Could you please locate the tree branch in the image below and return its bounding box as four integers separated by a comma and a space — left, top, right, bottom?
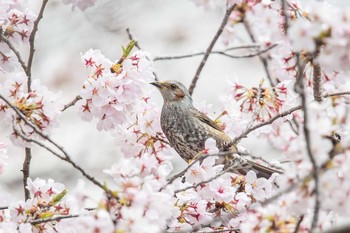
29, 214, 79, 225
174, 163, 238, 194
188, 4, 236, 96
228, 105, 302, 147
226, 90, 350, 148
311, 47, 322, 102
153, 44, 277, 61
294, 53, 319, 231
126, 28, 159, 81
13, 127, 110, 195
0, 28, 27, 73
27, 0, 49, 92
61, 95, 82, 112
0, 94, 113, 196
22, 148, 32, 200
243, 20, 276, 86
293, 215, 304, 233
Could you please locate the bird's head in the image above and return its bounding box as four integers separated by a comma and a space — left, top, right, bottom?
151, 80, 193, 105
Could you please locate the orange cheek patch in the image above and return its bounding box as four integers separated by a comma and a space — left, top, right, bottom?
175, 89, 185, 98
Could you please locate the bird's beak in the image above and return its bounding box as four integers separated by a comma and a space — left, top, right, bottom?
150, 81, 163, 89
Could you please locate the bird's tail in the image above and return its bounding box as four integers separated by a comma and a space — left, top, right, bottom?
221, 150, 283, 179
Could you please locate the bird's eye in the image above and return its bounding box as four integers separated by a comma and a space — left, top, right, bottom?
170, 84, 177, 89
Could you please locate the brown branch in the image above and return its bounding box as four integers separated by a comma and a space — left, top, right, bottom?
0, 94, 113, 196
324, 91, 350, 97
188, 4, 236, 96
126, 28, 141, 50
311, 46, 322, 102
167, 228, 240, 233
261, 154, 337, 207
22, 148, 32, 200
126, 28, 159, 81
165, 151, 234, 188
313, 62, 322, 102
0, 28, 27, 73
294, 53, 319, 231
153, 44, 277, 61
61, 95, 82, 112
27, 0, 49, 92
174, 163, 238, 194
227, 90, 350, 148
281, 0, 289, 34
30, 214, 79, 225
13, 127, 110, 195
243, 20, 276, 87
293, 215, 304, 233
228, 105, 302, 147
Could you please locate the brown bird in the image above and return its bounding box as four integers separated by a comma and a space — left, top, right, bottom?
151, 80, 282, 179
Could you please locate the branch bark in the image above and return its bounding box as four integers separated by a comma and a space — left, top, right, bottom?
294, 53, 320, 231
188, 4, 236, 96
27, 0, 49, 92
0, 29, 27, 73
243, 20, 276, 87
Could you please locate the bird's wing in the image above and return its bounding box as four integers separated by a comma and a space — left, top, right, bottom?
190, 109, 224, 132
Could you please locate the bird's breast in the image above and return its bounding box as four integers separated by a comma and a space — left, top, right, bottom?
160, 104, 222, 161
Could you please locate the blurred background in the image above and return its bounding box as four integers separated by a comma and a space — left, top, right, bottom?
0, 0, 349, 200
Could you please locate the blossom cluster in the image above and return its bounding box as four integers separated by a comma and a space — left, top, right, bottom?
0, 1, 36, 72
79, 49, 155, 131
0, 178, 72, 233
0, 73, 62, 147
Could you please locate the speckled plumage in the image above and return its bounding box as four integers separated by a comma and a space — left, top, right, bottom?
151, 80, 281, 178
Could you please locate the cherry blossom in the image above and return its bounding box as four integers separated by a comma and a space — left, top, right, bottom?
0, 73, 63, 147
79, 48, 155, 131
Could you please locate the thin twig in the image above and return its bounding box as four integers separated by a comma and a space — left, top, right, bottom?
243, 20, 276, 87
281, 0, 289, 34
311, 47, 322, 102
61, 95, 82, 112
226, 90, 350, 148
0, 28, 27, 73
30, 214, 80, 225
324, 91, 350, 97
13, 128, 109, 194
0, 94, 112, 195
27, 0, 49, 92
165, 151, 234, 187
0, 206, 8, 210
293, 215, 304, 233
312, 63, 322, 102
228, 105, 302, 147
188, 4, 236, 96
22, 148, 32, 200
126, 28, 141, 50
153, 44, 277, 61
261, 155, 337, 207
167, 228, 240, 233
174, 163, 238, 194
294, 53, 319, 231
126, 28, 159, 81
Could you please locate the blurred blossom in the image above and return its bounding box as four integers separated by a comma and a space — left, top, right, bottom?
62, 0, 97, 11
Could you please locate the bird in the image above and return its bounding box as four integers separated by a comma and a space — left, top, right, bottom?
151, 80, 283, 179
